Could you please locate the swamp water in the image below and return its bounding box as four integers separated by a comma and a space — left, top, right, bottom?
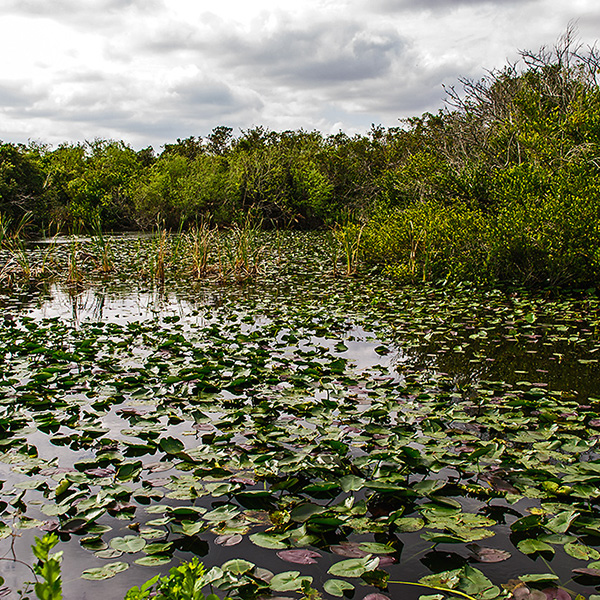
0, 232, 599, 600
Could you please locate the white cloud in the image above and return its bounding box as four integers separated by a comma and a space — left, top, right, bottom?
0, 0, 599, 148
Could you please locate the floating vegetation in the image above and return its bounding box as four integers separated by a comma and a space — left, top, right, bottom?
0, 231, 598, 599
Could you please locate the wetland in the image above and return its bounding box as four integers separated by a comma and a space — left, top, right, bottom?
0, 231, 598, 600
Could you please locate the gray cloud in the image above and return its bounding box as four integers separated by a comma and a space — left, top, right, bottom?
1, 0, 599, 148
372, 0, 536, 11
1, 0, 162, 16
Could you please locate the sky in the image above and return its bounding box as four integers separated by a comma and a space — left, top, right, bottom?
1, 0, 599, 150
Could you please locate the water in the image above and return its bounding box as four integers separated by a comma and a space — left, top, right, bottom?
0, 232, 598, 599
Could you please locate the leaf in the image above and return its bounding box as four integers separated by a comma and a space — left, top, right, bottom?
467, 544, 511, 563
159, 437, 185, 455
340, 475, 365, 492
331, 542, 369, 558
277, 549, 321, 565
511, 515, 543, 532
572, 568, 600, 578
215, 534, 242, 547
109, 535, 146, 553
392, 517, 424, 532
134, 554, 172, 566
519, 574, 560, 583
564, 542, 600, 561
249, 532, 288, 549
546, 510, 579, 534
517, 539, 555, 555
290, 503, 325, 522
116, 461, 142, 481
94, 548, 123, 560
328, 556, 380, 578
460, 565, 500, 600
204, 505, 239, 522
60, 519, 87, 534
358, 543, 395, 555
413, 479, 446, 496
323, 579, 355, 597
221, 559, 255, 574
81, 561, 129, 580
270, 571, 313, 592
541, 588, 571, 600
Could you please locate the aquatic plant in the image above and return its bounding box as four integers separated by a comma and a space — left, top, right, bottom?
187, 221, 215, 278
217, 216, 263, 281
90, 216, 114, 273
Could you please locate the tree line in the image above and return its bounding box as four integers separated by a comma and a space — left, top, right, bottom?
2, 30, 600, 287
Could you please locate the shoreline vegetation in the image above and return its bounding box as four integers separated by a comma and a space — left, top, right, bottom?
2, 31, 600, 290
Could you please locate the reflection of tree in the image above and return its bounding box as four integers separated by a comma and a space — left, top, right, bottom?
394, 325, 599, 401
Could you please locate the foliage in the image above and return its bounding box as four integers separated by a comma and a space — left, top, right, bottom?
2, 29, 600, 290
32, 534, 63, 600
125, 558, 223, 600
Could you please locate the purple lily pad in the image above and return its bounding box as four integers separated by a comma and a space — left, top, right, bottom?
84, 468, 115, 477
572, 568, 600, 578
40, 520, 59, 532
215, 534, 243, 547
467, 544, 512, 563
363, 594, 390, 600
542, 588, 571, 600
330, 542, 368, 558
277, 549, 322, 565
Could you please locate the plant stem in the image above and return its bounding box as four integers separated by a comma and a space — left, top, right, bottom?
387, 580, 479, 600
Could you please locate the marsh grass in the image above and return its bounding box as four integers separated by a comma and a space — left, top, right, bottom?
65, 235, 85, 287
328, 223, 364, 276
90, 217, 114, 274
187, 221, 215, 278
217, 217, 264, 282
0, 214, 59, 286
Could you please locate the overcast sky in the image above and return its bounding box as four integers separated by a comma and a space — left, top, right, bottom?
1, 0, 599, 149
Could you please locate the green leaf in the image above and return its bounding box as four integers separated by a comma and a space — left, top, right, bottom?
249, 532, 289, 549
270, 571, 313, 592
221, 559, 255, 574
564, 542, 600, 561
517, 539, 555, 555
109, 536, 146, 554
328, 556, 380, 578
460, 565, 501, 600
159, 437, 185, 455
116, 461, 142, 481
358, 542, 395, 554
392, 517, 424, 532
519, 574, 560, 583
323, 579, 355, 597
134, 554, 172, 566
81, 561, 129, 580
546, 510, 579, 534
340, 475, 365, 492
290, 503, 326, 522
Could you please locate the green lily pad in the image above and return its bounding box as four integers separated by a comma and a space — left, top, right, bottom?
81, 561, 129, 580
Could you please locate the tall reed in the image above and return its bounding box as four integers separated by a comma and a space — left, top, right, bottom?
187, 221, 214, 278
91, 217, 114, 273
218, 216, 263, 282
330, 223, 364, 276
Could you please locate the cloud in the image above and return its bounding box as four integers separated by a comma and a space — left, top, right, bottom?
1, 0, 599, 148
371, 0, 536, 11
